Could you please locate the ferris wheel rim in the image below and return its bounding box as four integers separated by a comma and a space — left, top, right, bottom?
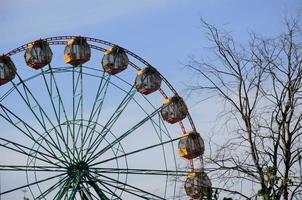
5, 35, 197, 132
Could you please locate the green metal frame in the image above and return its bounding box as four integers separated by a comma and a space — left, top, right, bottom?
0, 65, 186, 199
0, 38, 193, 199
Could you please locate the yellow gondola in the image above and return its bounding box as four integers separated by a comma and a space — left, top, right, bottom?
24, 39, 53, 69
178, 131, 204, 159
64, 37, 91, 66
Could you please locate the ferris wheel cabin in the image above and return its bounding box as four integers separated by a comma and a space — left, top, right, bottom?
64, 37, 91, 66
101, 46, 129, 75
161, 96, 188, 124
178, 131, 205, 160
135, 66, 162, 95
185, 171, 212, 199
0, 55, 16, 86
24, 39, 53, 69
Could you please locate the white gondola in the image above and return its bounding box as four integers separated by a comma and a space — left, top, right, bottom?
0, 55, 16, 86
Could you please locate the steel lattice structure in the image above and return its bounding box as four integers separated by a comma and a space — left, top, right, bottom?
0, 36, 205, 200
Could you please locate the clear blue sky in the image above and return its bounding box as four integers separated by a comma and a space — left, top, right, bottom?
0, 0, 299, 90
0, 0, 300, 199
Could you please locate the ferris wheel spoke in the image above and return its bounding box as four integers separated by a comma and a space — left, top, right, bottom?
70, 67, 84, 162
132, 84, 176, 138
0, 172, 66, 195
67, 172, 84, 200
0, 165, 65, 172
153, 113, 180, 197
78, 184, 94, 200
40, 66, 75, 162
90, 168, 188, 177
10, 77, 71, 163
33, 174, 69, 200
0, 86, 15, 102
81, 71, 111, 159
0, 105, 66, 165
94, 184, 121, 200
53, 178, 73, 200
82, 188, 105, 200
90, 136, 181, 167
49, 66, 101, 164
93, 180, 123, 200
158, 113, 177, 141
87, 106, 163, 163
100, 181, 149, 200
83, 86, 137, 162
94, 173, 165, 200
86, 175, 110, 200
0, 137, 64, 167
132, 93, 171, 137
127, 98, 173, 174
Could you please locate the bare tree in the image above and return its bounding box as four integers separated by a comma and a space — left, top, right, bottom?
186, 16, 302, 200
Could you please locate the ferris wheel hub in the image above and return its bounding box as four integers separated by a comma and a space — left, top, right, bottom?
67, 161, 89, 177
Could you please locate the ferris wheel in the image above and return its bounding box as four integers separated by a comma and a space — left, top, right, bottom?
0, 36, 211, 200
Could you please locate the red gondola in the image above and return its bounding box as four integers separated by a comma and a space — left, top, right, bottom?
0, 55, 16, 86
161, 96, 188, 124
101, 46, 129, 75
185, 171, 212, 199
135, 66, 162, 95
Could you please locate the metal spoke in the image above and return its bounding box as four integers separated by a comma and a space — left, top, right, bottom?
90, 136, 181, 167
0, 172, 66, 195
62, 119, 126, 158
87, 106, 162, 164
83, 86, 136, 162
44, 65, 76, 161
100, 181, 149, 200
67, 172, 84, 200
34, 175, 69, 200
95, 173, 165, 200
78, 66, 85, 160
0, 86, 15, 102
71, 67, 82, 162
10, 75, 70, 163
40, 65, 74, 162
53, 178, 73, 200
87, 175, 110, 200
90, 168, 187, 177
81, 71, 111, 160
157, 113, 179, 198
0, 137, 63, 167
132, 97, 171, 137
95, 180, 122, 200
0, 104, 67, 166
83, 190, 102, 200
79, 184, 94, 200
0, 165, 65, 172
